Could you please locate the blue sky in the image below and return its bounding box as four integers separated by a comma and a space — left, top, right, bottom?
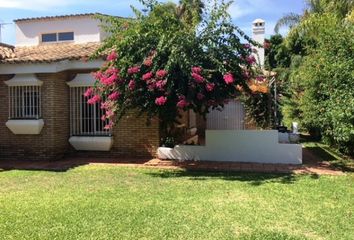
0, 0, 305, 45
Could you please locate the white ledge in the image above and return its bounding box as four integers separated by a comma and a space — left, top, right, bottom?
67, 73, 95, 87
4, 74, 43, 87
69, 136, 113, 151
6, 119, 44, 135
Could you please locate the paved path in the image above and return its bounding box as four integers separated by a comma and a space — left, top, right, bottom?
0, 149, 346, 175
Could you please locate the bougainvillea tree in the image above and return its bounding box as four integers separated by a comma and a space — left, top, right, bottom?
87, 0, 258, 140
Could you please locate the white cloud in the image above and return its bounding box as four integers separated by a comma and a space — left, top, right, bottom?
228, 2, 254, 19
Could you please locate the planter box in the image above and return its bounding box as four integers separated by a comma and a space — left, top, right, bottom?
69, 136, 113, 151
6, 119, 44, 135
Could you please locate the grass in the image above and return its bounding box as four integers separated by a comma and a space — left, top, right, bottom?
0, 166, 353, 240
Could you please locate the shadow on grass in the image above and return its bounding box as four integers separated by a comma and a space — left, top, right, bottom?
304, 145, 354, 172
0, 158, 150, 173
305, 147, 337, 162
145, 170, 301, 186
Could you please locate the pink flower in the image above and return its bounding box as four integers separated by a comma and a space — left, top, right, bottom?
243, 43, 251, 49
156, 80, 167, 91
143, 58, 153, 67
191, 66, 202, 74
155, 96, 167, 106
223, 73, 235, 85
206, 83, 215, 92
104, 121, 114, 130
246, 55, 256, 65
142, 72, 153, 81
101, 115, 107, 121
264, 41, 271, 49
106, 50, 118, 61
242, 70, 250, 79
197, 93, 205, 100
108, 91, 121, 100
192, 73, 205, 83
147, 80, 156, 91
207, 100, 216, 107
156, 70, 168, 79
128, 66, 140, 75
101, 101, 110, 110
105, 67, 119, 76
105, 110, 114, 118
84, 87, 94, 97
87, 95, 101, 105
128, 80, 136, 90
177, 96, 189, 108
100, 74, 117, 86
93, 71, 103, 80
256, 76, 266, 82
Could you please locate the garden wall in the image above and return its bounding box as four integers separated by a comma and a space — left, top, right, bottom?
158, 130, 302, 164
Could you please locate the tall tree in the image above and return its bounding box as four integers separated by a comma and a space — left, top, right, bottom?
91, 0, 257, 142
274, 0, 353, 33
177, 0, 205, 28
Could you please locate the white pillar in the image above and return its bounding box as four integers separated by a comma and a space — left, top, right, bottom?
252, 18, 265, 68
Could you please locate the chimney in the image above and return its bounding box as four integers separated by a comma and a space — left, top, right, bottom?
252, 18, 265, 68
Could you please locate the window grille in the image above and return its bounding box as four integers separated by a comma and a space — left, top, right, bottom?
8, 86, 41, 119
69, 87, 111, 136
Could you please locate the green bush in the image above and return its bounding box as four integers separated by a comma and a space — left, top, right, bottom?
291, 14, 354, 155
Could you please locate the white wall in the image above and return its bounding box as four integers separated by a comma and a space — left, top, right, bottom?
15, 17, 103, 46
207, 100, 245, 130
158, 130, 302, 164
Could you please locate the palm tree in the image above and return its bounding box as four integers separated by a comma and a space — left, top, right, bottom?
274, 0, 324, 33
274, 0, 354, 33
176, 0, 205, 27
274, 13, 302, 33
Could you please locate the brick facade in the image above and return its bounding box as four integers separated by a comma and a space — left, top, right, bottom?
0, 71, 160, 161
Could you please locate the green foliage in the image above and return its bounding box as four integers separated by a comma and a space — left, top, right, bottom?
93, 0, 255, 139
243, 92, 274, 129
273, 1, 354, 155
295, 14, 354, 154
280, 12, 354, 155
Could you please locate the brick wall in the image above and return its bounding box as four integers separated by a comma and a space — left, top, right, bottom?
0, 72, 70, 160
0, 71, 160, 161
69, 113, 160, 159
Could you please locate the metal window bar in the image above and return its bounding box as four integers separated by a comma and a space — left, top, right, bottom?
8, 86, 41, 119
69, 87, 111, 137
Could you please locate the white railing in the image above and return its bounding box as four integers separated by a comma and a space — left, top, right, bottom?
69, 87, 111, 137
8, 86, 41, 119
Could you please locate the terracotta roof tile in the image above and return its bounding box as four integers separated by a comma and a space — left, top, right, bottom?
0, 43, 16, 60
1, 42, 102, 64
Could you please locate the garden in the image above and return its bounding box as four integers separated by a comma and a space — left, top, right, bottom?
0, 165, 353, 240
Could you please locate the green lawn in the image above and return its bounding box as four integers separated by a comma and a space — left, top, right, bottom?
0, 166, 353, 240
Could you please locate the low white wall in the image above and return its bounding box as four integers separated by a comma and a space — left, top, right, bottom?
158, 130, 302, 165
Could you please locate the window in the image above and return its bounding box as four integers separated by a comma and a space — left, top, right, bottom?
58, 32, 74, 41
41, 33, 57, 42
69, 87, 111, 136
8, 86, 41, 119
41, 32, 74, 43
